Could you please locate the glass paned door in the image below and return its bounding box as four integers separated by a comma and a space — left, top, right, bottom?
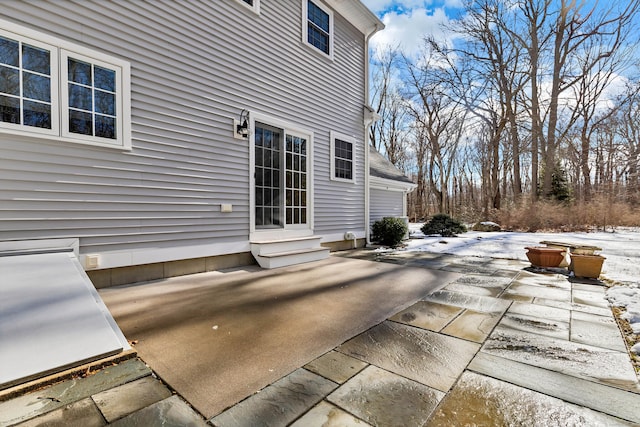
255, 124, 282, 228
285, 134, 307, 226
254, 123, 309, 230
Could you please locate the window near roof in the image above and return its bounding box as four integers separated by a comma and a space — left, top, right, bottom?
304, 0, 333, 58
330, 132, 356, 183
0, 21, 130, 149
235, 0, 260, 13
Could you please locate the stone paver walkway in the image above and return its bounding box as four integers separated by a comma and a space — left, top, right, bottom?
1, 251, 639, 426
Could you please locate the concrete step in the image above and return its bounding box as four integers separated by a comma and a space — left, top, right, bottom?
250, 236, 323, 256
253, 247, 330, 269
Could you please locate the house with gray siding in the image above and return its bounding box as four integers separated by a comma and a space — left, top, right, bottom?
0, 1, 383, 284
369, 146, 416, 228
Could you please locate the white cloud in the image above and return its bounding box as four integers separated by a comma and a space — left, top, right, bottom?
362, 0, 432, 14
370, 7, 453, 57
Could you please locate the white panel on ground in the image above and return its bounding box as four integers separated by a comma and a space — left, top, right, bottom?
0, 249, 128, 389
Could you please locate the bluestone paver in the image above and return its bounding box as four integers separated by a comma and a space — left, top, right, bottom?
327, 365, 444, 427
14, 398, 106, 427
469, 352, 640, 423
0, 359, 150, 426
507, 301, 571, 323
570, 311, 628, 351
503, 282, 571, 301
303, 350, 368, 384
533, 296, 612, 317
91, 376, 172, 422
428, 371, 635, 426
483, 324, 639, 391
499, 311, 570, 340
441, 309, 502, 343
108, 395, 207, 427
210, 368, 337, 427
338, 321, 480, 392
423, 289, 511, 313
389, 301, 463, 331
290, 401, 372, 427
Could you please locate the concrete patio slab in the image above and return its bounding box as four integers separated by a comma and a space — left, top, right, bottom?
327, 365, 444, 427
100, 256, 457, 419
428, 371, 635, 426
337, 321, 480, 392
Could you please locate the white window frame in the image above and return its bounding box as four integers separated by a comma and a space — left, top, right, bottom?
60, 50, 124, 145
0, 18, 131, 150
0, 28, 59, 138
302, 0, 334, 60
234, 0, 260, 14
330, 131, 356, 184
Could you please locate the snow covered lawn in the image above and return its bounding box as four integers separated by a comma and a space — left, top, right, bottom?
398, 224, 640, 356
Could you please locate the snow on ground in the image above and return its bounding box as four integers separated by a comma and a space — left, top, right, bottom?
399, 223, 640, 354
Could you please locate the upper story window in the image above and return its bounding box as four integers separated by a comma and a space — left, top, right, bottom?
331, 132, 356, 183
235, 0, 260, 14
0, 20, 131, 150
303, 0, 333, 59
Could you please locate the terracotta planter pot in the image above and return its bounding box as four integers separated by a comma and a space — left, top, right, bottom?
525, 247, 566, 268
570, 254, 605, 279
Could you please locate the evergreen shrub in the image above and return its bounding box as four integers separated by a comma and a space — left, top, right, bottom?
421, 213, 467, 237
371, 217, 408, 247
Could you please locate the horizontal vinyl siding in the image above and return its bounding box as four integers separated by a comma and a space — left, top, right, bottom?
0, 0, 367, 263
370, 188, 404, 225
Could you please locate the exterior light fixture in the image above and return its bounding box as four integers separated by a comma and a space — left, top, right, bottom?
236, 109, 249, 138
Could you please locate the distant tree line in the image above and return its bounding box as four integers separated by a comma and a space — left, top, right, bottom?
370, 0, 640, 225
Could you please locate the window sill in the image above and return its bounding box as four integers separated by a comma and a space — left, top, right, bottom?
1, 127, 132, 151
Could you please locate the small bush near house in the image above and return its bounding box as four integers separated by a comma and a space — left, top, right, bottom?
372, 217, 408, 247
421, 214, 467, 237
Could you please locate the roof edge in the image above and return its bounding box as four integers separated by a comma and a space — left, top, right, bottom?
324, 0, 384, 35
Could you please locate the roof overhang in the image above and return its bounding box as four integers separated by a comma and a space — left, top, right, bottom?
325, 0, 385, 36
370, 175, 417, 192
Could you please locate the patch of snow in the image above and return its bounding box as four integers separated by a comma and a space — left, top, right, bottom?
606, 283, 640, 334
480, 221, 500, 227
404, 226, 640, 285
406, 225, 640, 327
632, 343, 640, 356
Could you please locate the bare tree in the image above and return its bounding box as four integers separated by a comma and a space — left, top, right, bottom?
369, 45, 408, 165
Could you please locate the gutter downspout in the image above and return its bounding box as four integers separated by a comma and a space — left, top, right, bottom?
364, 22, 384, 246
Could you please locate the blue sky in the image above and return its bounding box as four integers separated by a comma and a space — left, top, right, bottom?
362, 0, 464, 56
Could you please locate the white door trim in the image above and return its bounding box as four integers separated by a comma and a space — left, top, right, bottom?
249, 111, 314, 241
